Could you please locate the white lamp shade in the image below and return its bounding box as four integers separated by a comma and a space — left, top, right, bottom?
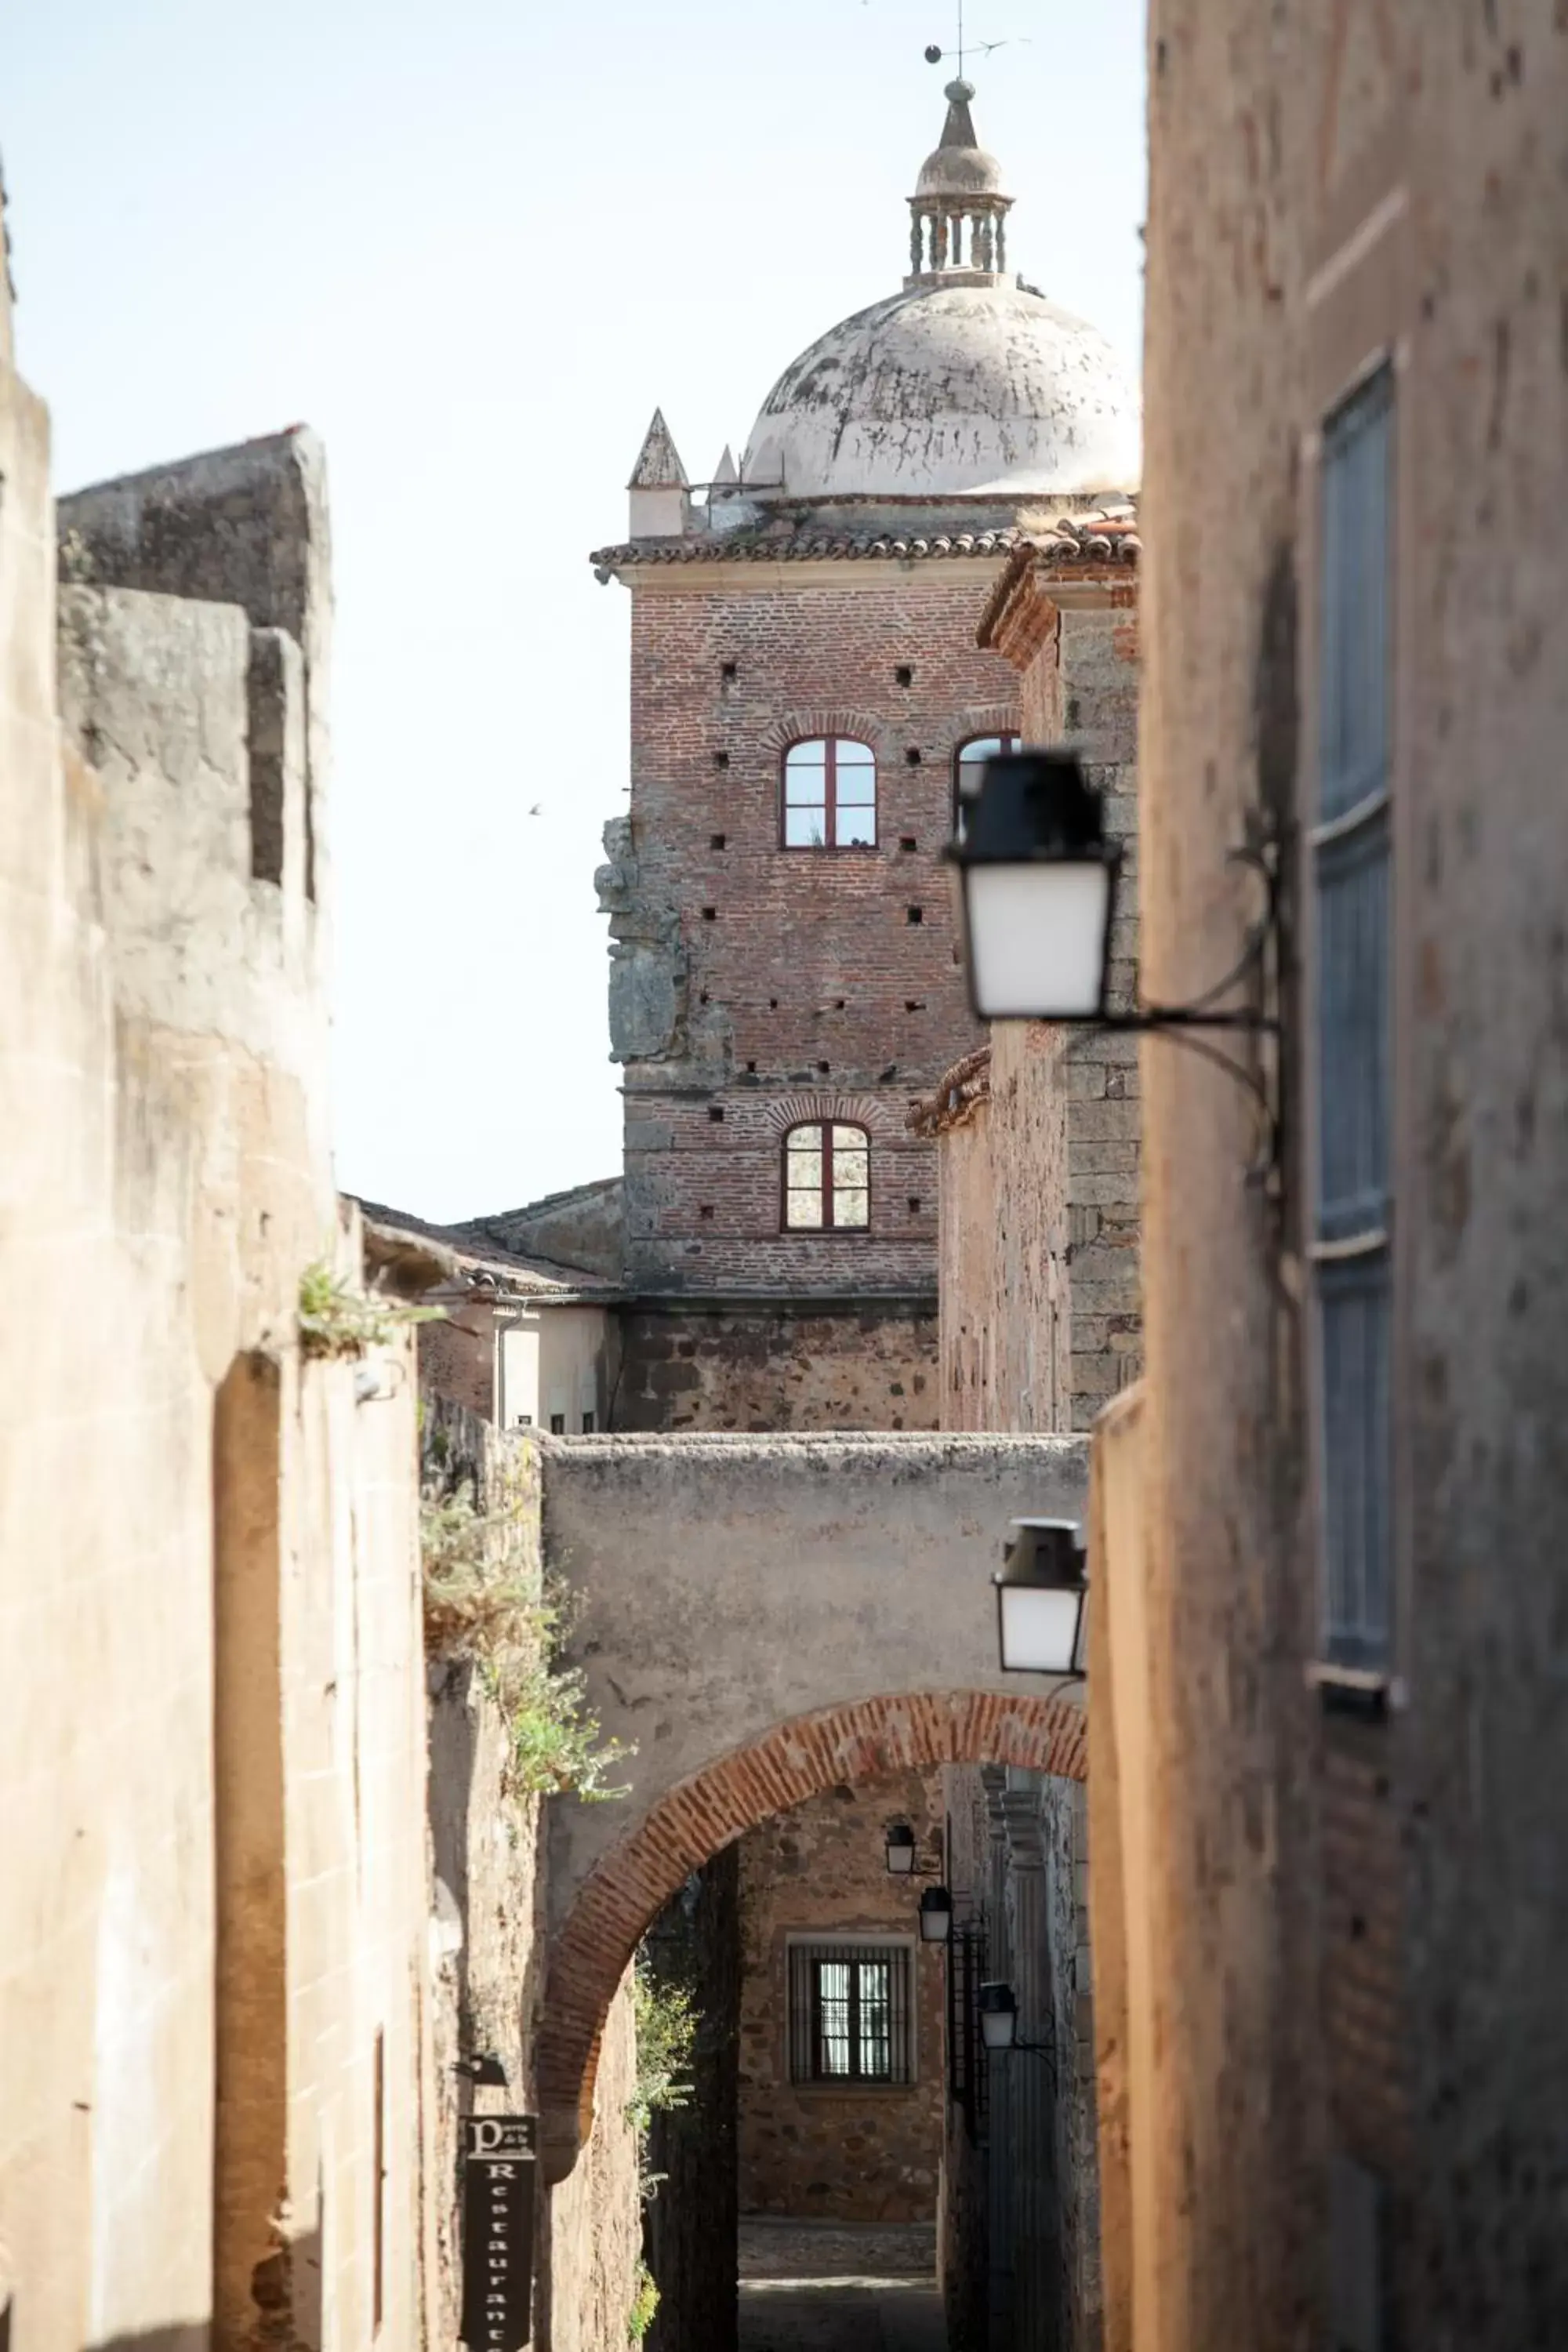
996, 1579, 1087, 1676
961, 858, 1112, 1021
885, 1826, 917, 1874
978, 1984, 1018, 2049
919, 1888, 953, 1942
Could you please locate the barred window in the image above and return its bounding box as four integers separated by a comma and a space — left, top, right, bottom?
1314, 365, 1395, 1672
782, 1121, 870, 1231
783, 738, 877, 848
788, 1941, 914, 2085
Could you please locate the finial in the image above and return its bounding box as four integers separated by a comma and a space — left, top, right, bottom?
945, 77, 975, 103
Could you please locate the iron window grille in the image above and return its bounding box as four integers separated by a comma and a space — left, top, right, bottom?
782, 738, 877, 849
787, 1941, 914, 2085
782, 1121, 870, 1231
1312, 363, 1396, 1675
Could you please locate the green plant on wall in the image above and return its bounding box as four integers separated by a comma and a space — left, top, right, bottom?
626, 2259, 659, 2343
421, 1487, 633, 1802
297, 1259, 442, 1360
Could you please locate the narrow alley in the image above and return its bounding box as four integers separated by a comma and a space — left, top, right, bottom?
739, 2223, 946, 2352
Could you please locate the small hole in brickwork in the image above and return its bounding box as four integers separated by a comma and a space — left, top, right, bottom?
709, 1105, 724, 1123
906, 906, 924, 924
721, 660, 738, 681
899, 836, 917, 852
905, 747, 922, 767
702, 906, 717, 920
908, 1196, 922, 1214
711, 832, 727, 849
713, 750, 730, 769
817, 1060, 830, 1074
1349, 1914, 1367, 1942
905, 999, 925, 1012
895, 664, 913, 688
769, 997, 779, 1009
834, 997, 847, 1011
700, 989, 710, 1004
746, 1059, 757, 1073
699, 1204, 715, 1220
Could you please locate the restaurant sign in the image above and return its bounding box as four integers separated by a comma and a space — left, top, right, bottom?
459, 2114, 536, 2350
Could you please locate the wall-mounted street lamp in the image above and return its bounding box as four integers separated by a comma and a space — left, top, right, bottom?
885, 1823, 917, 1875
945, 750, 1280, 1174
884, 1820, 943, 1877
919, 1886, 955, 1943
978, 1981, 1056, 2077
994, 1519, 1088, 1678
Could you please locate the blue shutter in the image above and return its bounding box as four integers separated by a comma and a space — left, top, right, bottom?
1316, 369, 1394, 1671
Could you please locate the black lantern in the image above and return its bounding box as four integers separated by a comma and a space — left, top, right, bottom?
884, 1823, 917, 1875
978, 1981, 1018, 2052
994, 1519, 1088, 1677
919, 1886, 954, 1943
945, 751, 1120, 1022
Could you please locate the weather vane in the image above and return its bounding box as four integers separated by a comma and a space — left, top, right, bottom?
924, 2, 1026, 78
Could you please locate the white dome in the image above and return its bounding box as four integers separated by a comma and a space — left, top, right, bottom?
742, 281, 1141, 502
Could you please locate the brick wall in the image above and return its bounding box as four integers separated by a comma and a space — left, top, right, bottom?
612, 1301, 938, 1432
606, 572, 1007, 1294
737, 1769, 945, 2223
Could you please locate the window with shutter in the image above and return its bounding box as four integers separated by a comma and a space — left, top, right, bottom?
1313, 366, 1395, 1671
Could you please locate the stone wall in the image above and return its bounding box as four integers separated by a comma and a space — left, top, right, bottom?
610, 1300, 938, 1432
0, 328, 433, 2348
420, 1399, 644, 2352
643, 1852, 742, 2352
737, 1770, 945, 2223
604, 571, 1008, 1294
1129, 7, 1568, 2346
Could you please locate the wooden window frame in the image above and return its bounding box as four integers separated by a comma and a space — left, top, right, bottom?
781, 736, 878, 851
786, 1938, 916, 2087
1305, 359, 1397, 1685
781, 1120, 872, 1234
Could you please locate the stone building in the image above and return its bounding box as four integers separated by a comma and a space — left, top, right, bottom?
402, 71, 1143, 2346
583, 74, 1138, 2347
1089, 7, 1568, 2350
909, 526, 1142, 2352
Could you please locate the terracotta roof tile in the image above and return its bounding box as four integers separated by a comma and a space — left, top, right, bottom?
590, 509, 1141, 575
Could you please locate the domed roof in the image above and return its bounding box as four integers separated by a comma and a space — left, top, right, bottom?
742, 280, 1141, 501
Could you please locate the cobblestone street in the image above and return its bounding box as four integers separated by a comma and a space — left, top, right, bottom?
738, 2221, 946, 2352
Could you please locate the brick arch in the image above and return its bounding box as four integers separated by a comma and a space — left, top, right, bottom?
934, 702, 1024, 761
763, 706, 899, 764
537, 1686, 1084, 2178
758, 1089, 898, 1140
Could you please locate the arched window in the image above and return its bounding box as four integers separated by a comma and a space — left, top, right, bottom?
783, 738, 877, 849
953, 732, 1020, 836
782, 1122, 871, 1230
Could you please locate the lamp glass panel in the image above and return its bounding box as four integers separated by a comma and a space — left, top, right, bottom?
999, 1581, 1084, 1675
964, 861, 1110, 1020
980, 2008, 1016, 2051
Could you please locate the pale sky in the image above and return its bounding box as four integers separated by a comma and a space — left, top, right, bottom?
5, 0, 1145, 1223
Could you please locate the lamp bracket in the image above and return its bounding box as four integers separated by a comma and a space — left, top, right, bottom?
1098, 837, 1283, 1191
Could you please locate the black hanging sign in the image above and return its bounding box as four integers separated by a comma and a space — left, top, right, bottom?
459, 2114, 537, 2350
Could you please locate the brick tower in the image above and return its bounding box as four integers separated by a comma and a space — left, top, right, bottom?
591, 78, 1139, 1430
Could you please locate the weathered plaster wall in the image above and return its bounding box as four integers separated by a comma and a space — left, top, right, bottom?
737, 1770, 944, 2223
540, 1430, 1090, 1939
1134, 6, 1568, 2346
0, 371, 430, 2348
611, 1301, 938, 1432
